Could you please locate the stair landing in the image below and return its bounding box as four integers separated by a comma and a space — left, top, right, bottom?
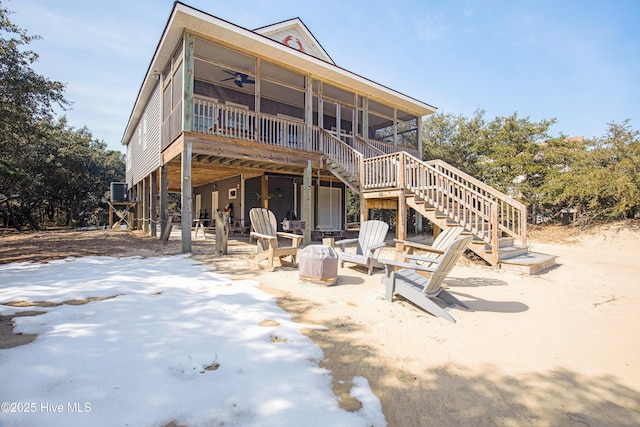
497, 252, 557, 275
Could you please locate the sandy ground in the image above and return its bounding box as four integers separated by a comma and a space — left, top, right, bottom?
1, 223, 640, 426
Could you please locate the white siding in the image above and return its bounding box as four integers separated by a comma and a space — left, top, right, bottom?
125, 81, 162, 187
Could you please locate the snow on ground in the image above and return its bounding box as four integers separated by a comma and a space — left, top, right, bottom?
0, 255, 386, 427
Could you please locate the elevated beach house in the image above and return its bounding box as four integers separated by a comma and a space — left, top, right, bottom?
123, 2, 550, 272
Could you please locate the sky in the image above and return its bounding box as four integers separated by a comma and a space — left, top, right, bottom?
8, 0, 640, 153
0, 254, 386, 427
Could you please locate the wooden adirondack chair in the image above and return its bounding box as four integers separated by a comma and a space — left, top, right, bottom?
379, 235, 474, 323
394, 226, 465, 264
249, 208, 302, 271
334, 220, 389, 275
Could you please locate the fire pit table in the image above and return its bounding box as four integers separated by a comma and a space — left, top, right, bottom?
299, 245, 338, 285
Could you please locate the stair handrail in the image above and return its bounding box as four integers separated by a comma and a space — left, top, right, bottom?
361, 136, 420, 157
425, 159, 527, 246
352, 135, 386, 158
314, 128, 363, 192
403, 153, 498, 246
362, 151, 525, 261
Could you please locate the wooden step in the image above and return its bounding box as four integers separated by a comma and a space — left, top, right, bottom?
498, 252, 557, 275
497, 245, 529, 260
471, 237, 516, 249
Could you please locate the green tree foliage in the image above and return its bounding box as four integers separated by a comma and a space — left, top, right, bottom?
540, 120, 640, 220
423, 110, 485, 177
424, 111, 556, 205
0, 3, 125, 230
423, 112, 640, 222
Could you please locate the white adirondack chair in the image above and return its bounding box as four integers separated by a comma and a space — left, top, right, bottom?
249, 208, 302, 271
334, 220, 389, 275
379, 235, 473, 323
394, 226, 465, 263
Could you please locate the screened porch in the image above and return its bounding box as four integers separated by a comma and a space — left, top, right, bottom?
161, 35, 422, 158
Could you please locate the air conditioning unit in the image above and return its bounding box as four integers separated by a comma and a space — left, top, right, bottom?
110, 182, 128, 202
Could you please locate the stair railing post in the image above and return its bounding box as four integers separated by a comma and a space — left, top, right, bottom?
520, 208, 528, 248
491, 203, 499, 266
397, 152, 405, 190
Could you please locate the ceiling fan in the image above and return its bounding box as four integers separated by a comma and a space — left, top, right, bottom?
221, 70, 255, 88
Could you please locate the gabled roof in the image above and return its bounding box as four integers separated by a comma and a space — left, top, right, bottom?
253, 18, 334, 64
122, 1, 437, 145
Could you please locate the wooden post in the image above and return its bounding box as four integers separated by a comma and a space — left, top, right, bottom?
140, 177, 149, 233
397, 192, 407, 241
302, 161, 312, 245
433, 225, 442, 240
150, 170, 158, 238
417, 115, 424, 159
397, 152, 406, 240
134, 182, 140, 230
180, 32, 194, 253
362, 98, 369, 139
393, 107, 398, 147
183, 32, 193, 133
215, 210, 229, 255
261, 174, 269, 209
159, 164, 168, 240
415, 212, 423, 236
491, 203, 500, 266
181, 142, 193, 253
162, 215, 173, 244
304, 75, 312, 152
360, 196, 367, 224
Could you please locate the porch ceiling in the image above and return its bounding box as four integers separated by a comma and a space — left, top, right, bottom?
162, 133, 326, 191
165, 153, 311, 191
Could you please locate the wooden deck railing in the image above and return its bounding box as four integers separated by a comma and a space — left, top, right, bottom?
192, 98, 414, 157
193, 98, 307, 150
403, 154, 497, 243
312, 129, 362, 188
363, 152, 527, 258
352, 136, 385, 158
190, 99, 526, 252
425, 159, 527, 246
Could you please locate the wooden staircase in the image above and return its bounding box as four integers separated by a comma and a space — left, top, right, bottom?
320, 138, 556, 274
405, 196, 555, 274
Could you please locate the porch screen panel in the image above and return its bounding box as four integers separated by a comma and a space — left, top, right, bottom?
261, 61, 304, 88
368, 112, 394, 142
193, 38, 255, 74
260, 80, 304, 120
323, 83, 354, 106
397, 110, 418, 150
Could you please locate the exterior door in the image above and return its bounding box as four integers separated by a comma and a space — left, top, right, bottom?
317, 187, 341, 230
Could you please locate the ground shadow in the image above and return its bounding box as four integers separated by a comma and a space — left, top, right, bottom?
444, 276, 509, 288
273, 291, 640, 427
